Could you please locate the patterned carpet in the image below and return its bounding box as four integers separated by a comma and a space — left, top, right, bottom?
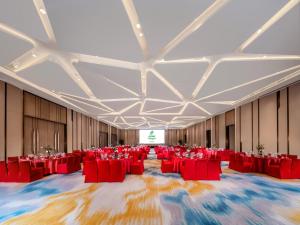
1, 160, 300, 225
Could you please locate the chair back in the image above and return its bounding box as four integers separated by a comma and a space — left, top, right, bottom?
7, 161, 19, 181
0, 161, 7, 181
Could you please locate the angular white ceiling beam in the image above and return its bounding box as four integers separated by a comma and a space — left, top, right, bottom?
176, 103, 188, 115
7, 48, 49, 72
195, 64, 300, 102
150, 69, 184, 100
60, 94, 111, 113
145, 98, 182, 104
99, 75, 139, 97
237, 0, 300, 52
155, 57, 211, 65
56, 58, 95, 97
223, 53, 300, 62
100, 98, 140, 102
190, 102, 212, 115
33, 0, 56, 43
118, 101, 141, 114
144, 104, 183, 113
74, 53, 140, 70
146, 116, 167, 123
0, 22, 37, 46
192, 60, 220, 98
155, 0, 230, 60
203, 101, 235, 105
191, 53, 300, 99
0, 66, 87, 114
122, 0, 149, 59
234, 69, 300, 105
141, 68, 147, 95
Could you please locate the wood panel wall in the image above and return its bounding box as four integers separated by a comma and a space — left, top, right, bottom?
6, 84, 23, 157
184, 83, 300, 156
289, 83, 300, 155
0, 81, 4, 160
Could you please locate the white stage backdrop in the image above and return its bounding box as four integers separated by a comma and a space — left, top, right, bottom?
139, 130, 165, 144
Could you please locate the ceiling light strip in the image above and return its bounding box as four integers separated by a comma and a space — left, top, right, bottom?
74, 54, 140, 70
234, 69, 300, 105
150, 69, 184, 100
144, 104, 184, 113
192, 60, 220, 98
33, 0, 56, 43
121, 0, 149, 58
155, 0, 230, 60
60, 95, 111, 113
155, 57, 210, 64
0, 22, 37, 46
238, 0, 300, 52
58, 59, 95, 97
190, 102, 212, 115
195, 64, 300, 102
7, 48, 49, 72
101, 76, 139, 97
0, 66, 88, 114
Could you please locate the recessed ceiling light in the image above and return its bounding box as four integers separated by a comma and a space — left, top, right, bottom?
13, 64, 19, 69
39, 8, 47, 15
136, 23, 141, 29
257, 29, 262, 33
32, 53, 37, 58
139, 33, 143, 37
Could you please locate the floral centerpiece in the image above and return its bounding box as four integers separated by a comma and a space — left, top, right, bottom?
256, 144, 264, 156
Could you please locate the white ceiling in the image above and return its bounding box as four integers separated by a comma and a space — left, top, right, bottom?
0, 0, 300, 129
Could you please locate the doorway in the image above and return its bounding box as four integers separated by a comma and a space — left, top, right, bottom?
206, 130, 211, 148
226, 125, 235, 149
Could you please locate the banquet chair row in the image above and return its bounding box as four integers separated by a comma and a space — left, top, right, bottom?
84, 159, 126, 183
181, 158, 221, 180
0, 161, 44, 182
229, 152, 300, 179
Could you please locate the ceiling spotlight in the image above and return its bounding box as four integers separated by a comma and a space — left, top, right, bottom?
257, 29, 262, 34
139, 33, 143, 37
263, 55, 267, 58
13, 64, 19, 69
39, 8, 47, 15
32, 53, 37, 58
136, 23, 141, 29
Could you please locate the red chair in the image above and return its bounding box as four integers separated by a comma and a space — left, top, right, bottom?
181, 159, 197, 180
34, 161, 48, 175
206, 159, 221, 180
7, 156, 19, 162
84, 160, 98, 183
0, 161, 7, 182
7, 161, 20, 182
290, 159, 300, 179
130, 160, 144, 175
109, 160, 126, 182
18, 161, 44, 182
161, 160, 174, 173
97, 160, 110, 182
57, 157, 74, 174
267, 158, 292, 179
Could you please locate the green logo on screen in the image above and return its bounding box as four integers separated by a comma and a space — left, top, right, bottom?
148, 130, 156, 141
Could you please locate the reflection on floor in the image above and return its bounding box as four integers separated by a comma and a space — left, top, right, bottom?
0, 160, 300, 225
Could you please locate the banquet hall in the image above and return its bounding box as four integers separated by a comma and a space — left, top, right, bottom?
0, 0, 300, 225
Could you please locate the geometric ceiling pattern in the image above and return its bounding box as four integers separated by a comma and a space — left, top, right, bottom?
0, 0, 299, 129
